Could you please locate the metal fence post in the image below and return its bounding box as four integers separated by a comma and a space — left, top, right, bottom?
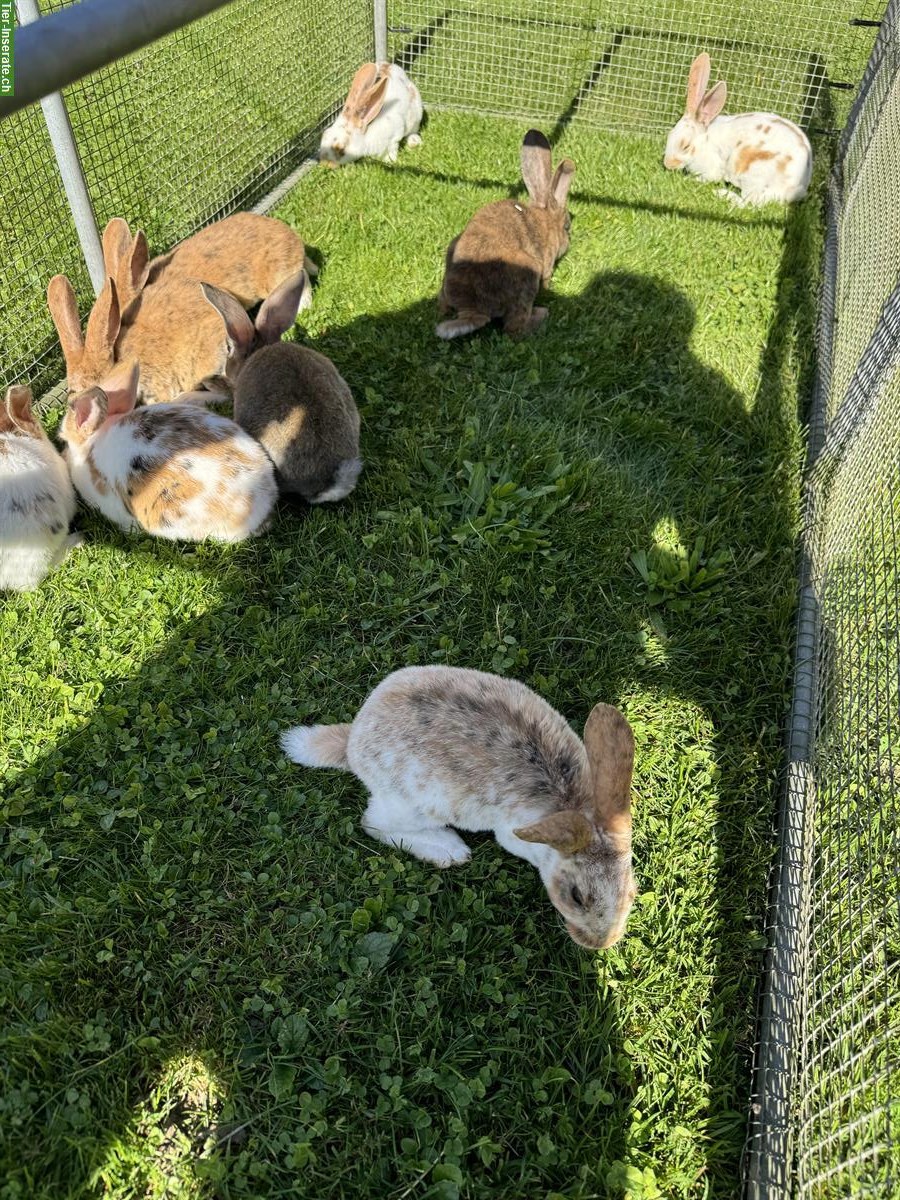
374, 0, 387, 62
16, 0, 106, 296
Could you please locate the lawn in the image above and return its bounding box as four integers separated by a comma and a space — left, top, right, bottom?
0, 107, 820, 1199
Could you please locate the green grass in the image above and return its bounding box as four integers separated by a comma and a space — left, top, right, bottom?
1, 110, 819, 1198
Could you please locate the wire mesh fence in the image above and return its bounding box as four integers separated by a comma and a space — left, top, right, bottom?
0, 0, 373, 399
747, 2, 900, 1195
387, 1, 883, 135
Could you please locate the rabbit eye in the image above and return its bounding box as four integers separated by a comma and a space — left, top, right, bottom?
570, 885, 585, 909
563, 214, 572, 232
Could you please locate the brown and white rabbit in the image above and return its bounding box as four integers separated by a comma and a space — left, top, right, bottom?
59, 360, 277, 542
230, 344, 361, 503
145, 212, 316, 312
436, 130, 575, 339
319, 62, 423, 166
47, 257, 308, 407
0, 384, 79, 591
282, 666, 637, 950
664, 52, 812, 205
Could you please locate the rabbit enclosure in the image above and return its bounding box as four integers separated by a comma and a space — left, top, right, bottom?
1, 0, 899, 1198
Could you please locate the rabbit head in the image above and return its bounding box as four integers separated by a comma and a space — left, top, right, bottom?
664, 52, 728, 172
519, 129, 576, 263
514, 703, 636, 950
319, 63, 391, 165
199, 267, 308, 385
60, 358, 140, 448
47, 272, 121, 396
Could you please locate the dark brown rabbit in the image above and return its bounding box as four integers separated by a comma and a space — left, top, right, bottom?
231, 344, 362, 504
436, 129, 575, 339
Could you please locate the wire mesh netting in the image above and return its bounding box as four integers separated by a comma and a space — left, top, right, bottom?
748, 3, 900, 1196
387, 1, 883, 135
0, 0, 373, 398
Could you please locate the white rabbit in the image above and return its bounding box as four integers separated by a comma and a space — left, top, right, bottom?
0, 384, 79, 591
319, 63, 423, 166
664, 52, 812, 205
282, 666, 637, 950
58, 360, 277, 542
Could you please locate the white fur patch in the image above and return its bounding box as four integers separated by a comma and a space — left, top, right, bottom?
309, 458, 362, 504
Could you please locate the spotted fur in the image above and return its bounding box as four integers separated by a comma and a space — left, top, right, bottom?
59, 362, 276, 542
436, 130, 575, 340
0, 385, 78, 592
319, 63, 423, 166
282, 666, 637, 950
664, 52, 812, 205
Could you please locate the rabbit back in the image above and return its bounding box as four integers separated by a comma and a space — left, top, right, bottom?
69, 405, 276, 541
345, 665, 590, 831
720, 112, 812, 202
146, 213, 308, 308
233, 344, 361, 503
439, 200, 560, 324
0, 429, 76, 591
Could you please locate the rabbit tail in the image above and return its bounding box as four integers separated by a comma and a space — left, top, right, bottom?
281, 723, 352, 769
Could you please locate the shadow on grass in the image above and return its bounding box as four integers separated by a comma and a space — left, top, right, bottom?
363, 157, 789, 229
2, 199, 815, 1198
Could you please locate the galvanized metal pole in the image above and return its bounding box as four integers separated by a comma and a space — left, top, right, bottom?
374, 0, 388, 63
1, 0, 237, 119
16, 0, 106, 295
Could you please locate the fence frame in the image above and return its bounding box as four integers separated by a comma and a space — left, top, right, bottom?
744, 3, 898, 1194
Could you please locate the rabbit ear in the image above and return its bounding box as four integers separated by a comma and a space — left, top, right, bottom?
521, 129, 553, 205
5, 384, 35, 426
126, 230, 151, 298
200, 282, 256, 359
101, 218, 132, 279
69, 386, 108, 433
355, 73, 390, 128
583, 703, 634, 839
686, 52, 711, 116
343, 62, 379, 115
100, 358, 140, 417
513, 810, 593, 856
84, 277, 121, 362
47, 274, 85, 367
550, 158, 575, 207
255, 269, 307, 344
698, 80, 727, 126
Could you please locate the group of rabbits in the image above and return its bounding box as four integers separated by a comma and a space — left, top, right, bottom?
1, 53, 812, 949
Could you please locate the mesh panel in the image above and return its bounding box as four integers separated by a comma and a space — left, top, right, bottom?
387, 1, 882, 134
829, 16, 900, 418
748, 5, 900, 1196
0, 0, 373, 394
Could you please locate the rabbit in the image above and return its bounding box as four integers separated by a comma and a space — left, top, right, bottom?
48, 249, 308, 406
319, 62, 423, 166
58, 359, 277, 542
281, 665, 637, 950
664, 52, 812, 205
229, 343, 361, 503
0, 384, 79, 591
145, 212, 316, 312
436, 129, 575, 339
